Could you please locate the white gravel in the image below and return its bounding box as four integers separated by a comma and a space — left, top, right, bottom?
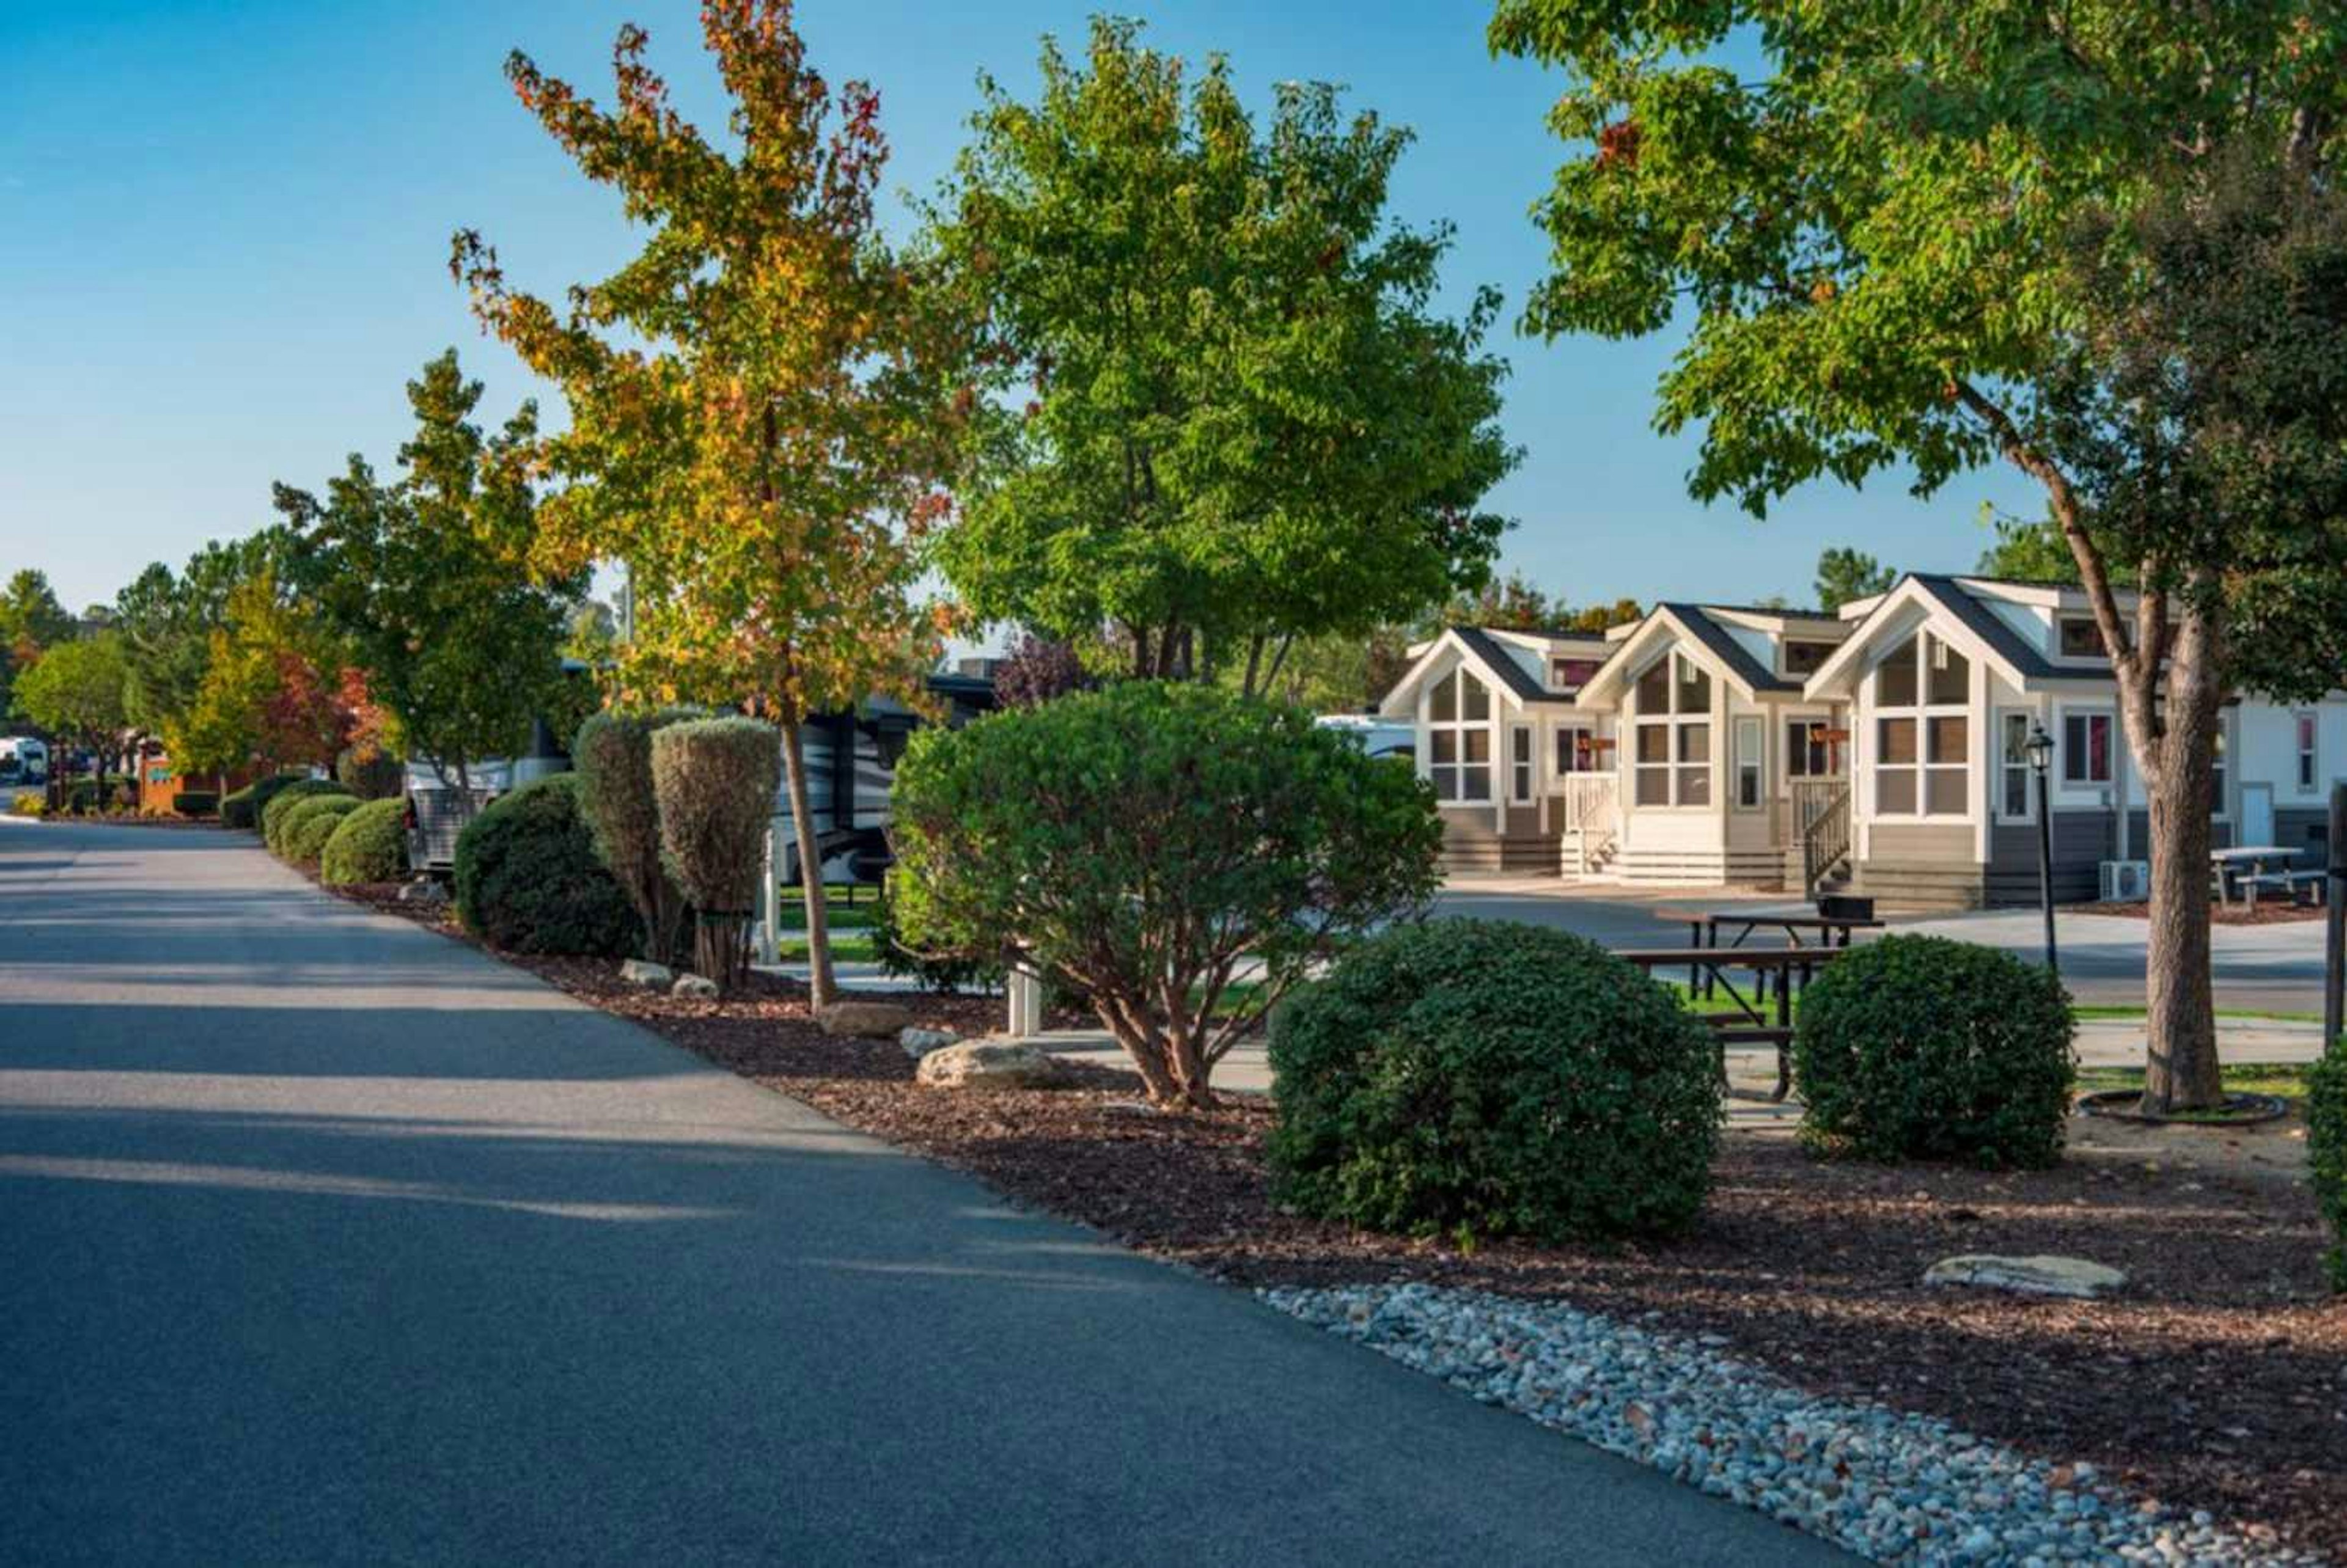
1260, 1283, 2323, 1567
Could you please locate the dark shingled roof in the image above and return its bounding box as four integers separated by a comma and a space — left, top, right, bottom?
1909, 575, 2113, 684
1450, 626, 1598, 704
1657, 604, 1804, 694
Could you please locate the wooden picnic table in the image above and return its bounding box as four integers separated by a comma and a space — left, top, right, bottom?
1611, 946, 1848, 1102
1656, 905, 1885, 1005
2211, 845, 2323, 910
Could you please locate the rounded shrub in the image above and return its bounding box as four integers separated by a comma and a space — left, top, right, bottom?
320, 796, 408, 886
1266, 920, 1721, 1244
260, 780, 347, 849
2308, 1041, 2347, 1292
1793, 935, 2076, 1168
224, 772, 307, 832
284, 797, 360, 865
266, 787, 355, 855
452, 773, 636, 956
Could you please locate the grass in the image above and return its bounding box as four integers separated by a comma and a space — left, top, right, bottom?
772, 932, 879, 962
2075, 1061, 2315, 1107
2073, 1003, 2325, 1025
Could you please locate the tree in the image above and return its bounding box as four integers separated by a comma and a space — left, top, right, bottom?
1813, 548, 1895, 614
15, 633, 130, 804
278, 351, 581, 793
113, 531, 288, 752
0, 569, 75, 719
991, 631, 1090, 709
1975, 508, 2082, 585
892, 683, 1444, 1108
454, 2, 962, 1008
1490, 1, 2347, 1110
925, 18, 1516, 690
171, 570, 359, 780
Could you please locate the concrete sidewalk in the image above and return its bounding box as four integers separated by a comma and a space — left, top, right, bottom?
0, 819, 1842, 1566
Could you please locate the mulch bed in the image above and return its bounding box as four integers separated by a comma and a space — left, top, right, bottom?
332, 882, 2347, 1558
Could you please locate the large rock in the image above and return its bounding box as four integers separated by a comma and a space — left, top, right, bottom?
915, 1039, 1069, 1092
1923, 1254, 2126, 1300
898, 1026, 960, 1060
620, 959, 674, 989
672, 974, 720, 1001
818, 999, 915, 1039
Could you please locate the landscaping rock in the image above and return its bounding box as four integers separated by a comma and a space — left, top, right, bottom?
898, 1025, 959, 1060
620, 959, 674, 989
818, 999, 915, 1039
672, 974, 719, 1001
1923, 1254, 2127, 1300
915, 1039, 1068, 1091
396, 879, 449, 907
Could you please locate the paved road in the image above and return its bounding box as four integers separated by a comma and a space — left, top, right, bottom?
1435, 877, 2334, 1014
0, 821, 1840, 1567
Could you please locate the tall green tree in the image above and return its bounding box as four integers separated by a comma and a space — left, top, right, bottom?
277, 351, 580, 793
113, 530, 288, 744
15, 632, 131, 803
1975, 508, 2081, 585
0, 569, 75, 720
1813, 548, 1895, 614
925, 18, 1517, 691
454, 1, 963, 1005
1490, 0, 2347, 1110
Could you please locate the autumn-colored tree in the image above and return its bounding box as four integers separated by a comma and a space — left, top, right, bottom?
1492, 0, 2347, 1109
171, 570, 364, 779
454, 2, 962, 1006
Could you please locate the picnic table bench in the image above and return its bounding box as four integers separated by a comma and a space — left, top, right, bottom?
1655, 904, 1884, 1005
1611, 946, 1848, 1102
2233, 868, 2329, 910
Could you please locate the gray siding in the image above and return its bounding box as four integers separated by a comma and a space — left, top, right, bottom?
2275, 807, 2331, 862
1988, 810, 2112, 905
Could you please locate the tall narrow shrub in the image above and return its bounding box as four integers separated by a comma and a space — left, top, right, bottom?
574, 709, 694, 966
650, 718, 780, 991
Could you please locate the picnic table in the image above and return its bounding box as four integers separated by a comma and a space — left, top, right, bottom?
2211, 845, 2326, 910
1656, 904, 1885, 1005
1611, 945, 1850, 1102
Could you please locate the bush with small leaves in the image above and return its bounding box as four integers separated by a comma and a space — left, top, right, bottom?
171, 791, 219, 818
319, 796, 408, 885
2309, 1039, 2347, 1291
452, 774, 636, 956
284, 796, 361, 865
222, 773, 304, 830
651, 717, 780, 989
1268, 920, 1721, 1244
573, 708, 698, 965
260, 780, 347, 849
1793, 935, 2076, 1168
267, 789, 356, 856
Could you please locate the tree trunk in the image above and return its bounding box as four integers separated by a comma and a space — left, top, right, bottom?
2138, 604, 2227, 1112
777, 716, 836, 1009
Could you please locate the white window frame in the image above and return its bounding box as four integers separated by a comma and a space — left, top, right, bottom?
2062, 709, 2114, 787
1732, 716, 1764, 811
1781, 713, 1842, 789
1631, 651, 1714, 809
1871, 632, 1971, 819
2211, 719, 2230, 820
1994, 709, 2035, 823
1508, 723, 1535, 804
1554, 724, 1597, 781
1424, 665, 1493, 804
2295, 711, 2319, 794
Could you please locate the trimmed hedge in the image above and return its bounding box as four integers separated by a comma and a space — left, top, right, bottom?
284, 797, 360, 865
452, 773, 635, 956
223, 772, 306, 831
2310, 1041, 2347, 1292
266, 788, 356, 856
171, 791, 220, 818
1793, 935, 2076, 1169
574, 708, 698, 966
1266, 920, 1721, 1244
319, 796, 408, 886
260, 780, 347, 849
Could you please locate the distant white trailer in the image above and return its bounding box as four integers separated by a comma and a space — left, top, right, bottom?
0, 736, 50, 785
1315, 715, 1416, 763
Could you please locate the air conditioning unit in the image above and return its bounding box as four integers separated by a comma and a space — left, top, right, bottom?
2099, 860, 2150, 901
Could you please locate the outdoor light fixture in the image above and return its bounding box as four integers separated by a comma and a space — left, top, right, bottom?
2027, 722, 2058, 975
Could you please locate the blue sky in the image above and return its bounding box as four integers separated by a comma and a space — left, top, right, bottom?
0, 0, 2041, 618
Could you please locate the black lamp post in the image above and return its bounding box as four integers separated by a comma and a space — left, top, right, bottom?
2026, 722, 2059, 976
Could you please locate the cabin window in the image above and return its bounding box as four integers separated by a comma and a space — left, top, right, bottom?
1784, 719, 1840, 780
1997, 712, 2033, 820
2059, 617, 2103, 658
1733, 717, 1763, 810
1425, 667, 1493, 802
1633, 651, 1712, 807
1555, 725, 1596, 775
1873, 632, 1969, 816
2297, 713, 2320, 793
2212, 725, 2228, 817
2063, 711, 2113, 785
1781, 640, 1835, 676
1509, 725, 1535, 804
1549, 656, 1601, 689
